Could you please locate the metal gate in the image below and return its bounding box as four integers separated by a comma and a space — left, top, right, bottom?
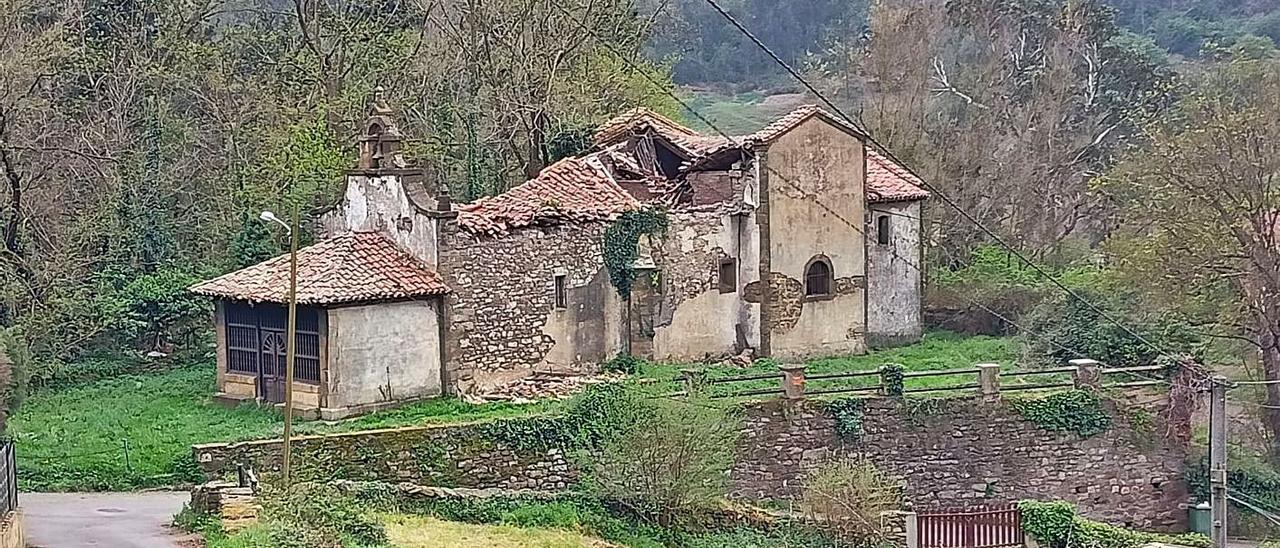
919, 505, 1024, 548
224, 302, 323, 404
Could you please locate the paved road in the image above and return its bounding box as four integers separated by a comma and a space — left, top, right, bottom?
23, 491, 191, 548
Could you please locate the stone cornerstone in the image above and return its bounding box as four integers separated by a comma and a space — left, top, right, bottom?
193, 396, 1187, 530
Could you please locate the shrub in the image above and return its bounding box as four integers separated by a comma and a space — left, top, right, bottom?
928, 245, 1104, 335
1186, 457, 1280, 537
1009, 390, 1112, 438
801, 458, 903, 538
98, 266, 212, 353
1021, 287, 1202, 369
579, 395, 741, 525
255, 482, 390, 548
1019, 500, 1209, 548
602, 354, 645, 375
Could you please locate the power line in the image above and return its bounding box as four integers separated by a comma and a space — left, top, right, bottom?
695, 0, 1202, 379
1227, 491, 1280, 527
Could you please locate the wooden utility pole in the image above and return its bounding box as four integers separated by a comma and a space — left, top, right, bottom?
281, 206, 300, 487
1209, 375, 1228, 548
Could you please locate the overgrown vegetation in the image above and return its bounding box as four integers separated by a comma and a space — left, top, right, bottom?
1022, 289, 1203, 369
801, 458, 903, 540
1019, 500, 1210, 548
9, 362, 563, 491
350, 488, 849, 548
603, 209, 669, 297
579, 394, 741, 524
826, 398, 866, 442
1187, 457, 1280, 537
190, 483, 392, 548
1008, 390, 1113, 438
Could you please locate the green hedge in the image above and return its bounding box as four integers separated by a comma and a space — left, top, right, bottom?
1019, 500, 1209, 548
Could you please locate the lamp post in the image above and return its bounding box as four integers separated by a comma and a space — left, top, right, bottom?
259, 208, 299, 487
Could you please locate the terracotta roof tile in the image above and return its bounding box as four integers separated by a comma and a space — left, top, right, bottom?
456, 155, 641, 235
867, 149, 929, 203
744, 104, 863, 143
593, 108, 730, 157
189, 232, 448, 305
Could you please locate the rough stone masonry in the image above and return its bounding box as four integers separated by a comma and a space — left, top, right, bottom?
193, 395, 1188, 531
732, 398, 1188, 531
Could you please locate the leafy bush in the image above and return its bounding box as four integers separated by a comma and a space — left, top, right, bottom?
1187, 457, 1280, 537
255, 482, 391, 548
97, 266, 212, 353
801, 458, 903, 538
928, 245, 1105, 335
578, 394, 741, 524
1019, 500, 1209, 548
602, 354, 645, 375
1009, 390, 1112, 438
880, 364, 904, 398
1022, 287, 1202, 369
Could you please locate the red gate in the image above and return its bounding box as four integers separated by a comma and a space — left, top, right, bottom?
918, 505, 1024, 548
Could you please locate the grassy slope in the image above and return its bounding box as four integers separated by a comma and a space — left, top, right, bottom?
678, 90, 806, 134
9, 363, 560, 491
12, 331, 1019, 491
384, 514, 615, 548
643, 331, 1025, 396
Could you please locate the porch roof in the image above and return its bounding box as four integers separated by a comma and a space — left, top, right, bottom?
189, 232, 448, 306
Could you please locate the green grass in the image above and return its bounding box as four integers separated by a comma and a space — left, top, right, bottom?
9, 362, 559, 492
638, 331, 1028, 398
386, 494, 845, 548
678, 89, 806, 135
12, 331, 1022, 492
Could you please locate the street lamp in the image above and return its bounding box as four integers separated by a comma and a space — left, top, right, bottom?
260, 208, 299, 488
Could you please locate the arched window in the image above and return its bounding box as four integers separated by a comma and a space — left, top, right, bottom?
805, 256, 833, 297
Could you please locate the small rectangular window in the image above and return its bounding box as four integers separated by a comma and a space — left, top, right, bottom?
876, 215, 891, 246
718, 258, 737, 293
554, 275, 567, 309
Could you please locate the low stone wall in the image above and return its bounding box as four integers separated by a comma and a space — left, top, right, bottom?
732, 398, 1189, 531
193, 396, 1188, 530
193, 420, 573, 491
0, 512, 21, 548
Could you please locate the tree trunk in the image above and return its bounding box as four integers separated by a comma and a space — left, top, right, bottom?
1243, 259, 1280, 459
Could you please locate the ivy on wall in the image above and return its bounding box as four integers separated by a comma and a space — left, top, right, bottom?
826, 398, 866, 441
1009, 390, 1112, 438
880, 364, 904, 398
603, 209, 669, 297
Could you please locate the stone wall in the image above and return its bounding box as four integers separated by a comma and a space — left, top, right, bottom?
194, 393, 1189, 531
761, 116, 868, 359
437, 222, 622, 392
650, 208, 760, 361
732, 398, 1189, 531
325, 300, 443, 417
192, 422, 574, 491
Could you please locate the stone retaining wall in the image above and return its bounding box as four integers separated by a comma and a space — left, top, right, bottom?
193, 420, 573, 491
193, 395, 1188, 530
732, 398, 1188, 530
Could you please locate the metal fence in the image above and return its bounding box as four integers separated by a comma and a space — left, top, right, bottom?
0, 439, 16, 516
918, 504, 1024, 548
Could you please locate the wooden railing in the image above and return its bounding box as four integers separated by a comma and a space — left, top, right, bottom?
668, 358, 1167, 401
